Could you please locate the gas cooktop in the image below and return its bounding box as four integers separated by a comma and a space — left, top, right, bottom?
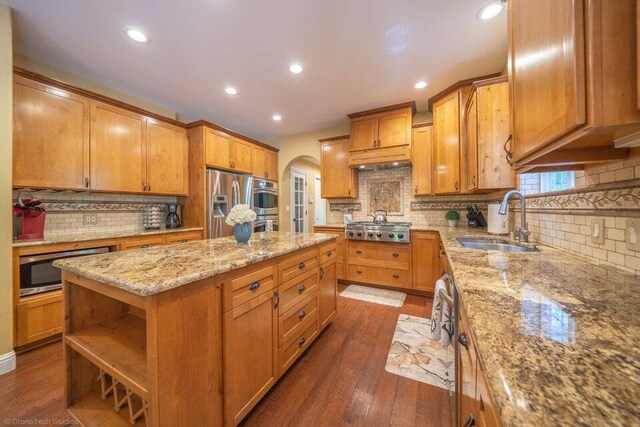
345, 221, 411, 243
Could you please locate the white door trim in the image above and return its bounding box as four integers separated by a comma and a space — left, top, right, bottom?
314, 174, 326, 226
290, 167, 308, 233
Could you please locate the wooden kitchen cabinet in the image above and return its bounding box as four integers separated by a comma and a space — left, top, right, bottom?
13, 76, 90, 191
319, 247, 338, 330
465, 77, 515, 192
411, 232, 440, 294
205, 128, 232, 169
411, 124, 433, 196
433, 90, 462, 194
15, 292, 62, 347
223, 290, 278, 426
145, 118, 189, 195
476, 360, 501, 427
119, 236, 166, 251
266, 150, 278, 181
90, 101, 146, 193
313, 227, 347, 280
346, 240, 412, 289
231, 138, 253, 173
251, 145, 267, 179
320, 136, 359, 199
347, 102, 415, 167
509, 0, 639, 168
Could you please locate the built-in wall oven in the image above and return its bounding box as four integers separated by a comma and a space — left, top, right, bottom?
253, 179, 279, 232
19, 247, 110, 297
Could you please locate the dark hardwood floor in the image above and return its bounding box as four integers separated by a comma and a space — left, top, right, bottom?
0, 285, 451, 426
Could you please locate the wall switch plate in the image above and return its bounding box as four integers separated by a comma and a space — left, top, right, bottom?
591, 218, 605, 245
83, 214, 98, 226
626, 218, 640, 251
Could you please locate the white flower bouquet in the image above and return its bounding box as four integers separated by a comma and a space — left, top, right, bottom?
225, 204, 257, 227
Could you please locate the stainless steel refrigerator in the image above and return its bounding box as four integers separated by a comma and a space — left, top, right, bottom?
207, 169, 253, 239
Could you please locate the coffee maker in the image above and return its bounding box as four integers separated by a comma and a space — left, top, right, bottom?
166, 203, 182, 229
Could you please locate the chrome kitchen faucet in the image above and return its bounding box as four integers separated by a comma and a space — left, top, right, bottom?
498, 190, 531, 243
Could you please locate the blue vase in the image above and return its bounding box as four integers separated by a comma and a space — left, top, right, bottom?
233, 223, 252, 244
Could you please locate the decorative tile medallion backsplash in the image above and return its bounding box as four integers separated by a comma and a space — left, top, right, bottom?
13, 190, 177, 237
369, 179, 403, 215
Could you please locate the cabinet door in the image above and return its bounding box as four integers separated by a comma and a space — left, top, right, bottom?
205, 128, 231, 169
433, 91, 460, 194
223, 291, 278, 426
510, 0, 586, 162
15, 292, 63, 347
411, 232, 440, 293
476, 361, 500, 427
457, 311, 478, 427
266, 150, 278, 181
321, 139, 358, 199
378, 110, 411, 147
466, 93, 479, 192
90, 101, 145, 192
13, 77, 90, 190
251, 145, 267, 179
319, 262, 337, 330
145, 119, 188, 195
350, 118, 379, 151
231, 138, 252, 173
411, 126, 433, 196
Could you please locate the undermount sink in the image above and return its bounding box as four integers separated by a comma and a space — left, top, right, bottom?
456, 237, 539, 253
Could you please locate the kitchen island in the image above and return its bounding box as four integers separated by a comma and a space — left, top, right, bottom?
54, 232, 338, 427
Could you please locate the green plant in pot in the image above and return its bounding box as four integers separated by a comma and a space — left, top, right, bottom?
445, 210, 460, 228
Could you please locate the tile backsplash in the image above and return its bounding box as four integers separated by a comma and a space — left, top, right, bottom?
13, 190, 177, 237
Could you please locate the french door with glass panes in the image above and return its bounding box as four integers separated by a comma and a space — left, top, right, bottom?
291, 168, 307, 232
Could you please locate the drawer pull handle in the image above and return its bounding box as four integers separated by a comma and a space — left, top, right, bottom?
392, 252, 399, 257
298, 262, 305, 269
141, 244, 150, 249
273, 291, 279, 308
393, 274, 399, 279
458, 332, 468, 349
298, 310, 306, 319
320, 267, 325, 279
298, 284, 306, 293
326, 251, 332, 257
180, 239, 188, 243
249, 281, 260, 290
356, 250, 362, 254
299, 337, 306, 346
356, 270, 362, 274
463, 414, 475, 427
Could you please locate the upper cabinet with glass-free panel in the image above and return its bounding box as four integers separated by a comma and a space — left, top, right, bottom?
509, 0, 640, 169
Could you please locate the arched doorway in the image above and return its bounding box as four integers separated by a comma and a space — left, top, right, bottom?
281, 155, 324, 232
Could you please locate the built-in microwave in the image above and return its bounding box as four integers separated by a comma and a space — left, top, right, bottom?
253, 179, 278, 216
19, 247, 110, 297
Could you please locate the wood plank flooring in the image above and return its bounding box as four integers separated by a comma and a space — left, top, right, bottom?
0, 284, 451, 426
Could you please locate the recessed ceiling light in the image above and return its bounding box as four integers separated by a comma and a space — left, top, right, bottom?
392, 162, 400, 166
225, 87, 238, 95
125, 27, 149, 43
272, 114, 282, 121
477, 2, 503, 20
359, 165, 366, 169
289, 63, 303, 74
414, 81, 427, 89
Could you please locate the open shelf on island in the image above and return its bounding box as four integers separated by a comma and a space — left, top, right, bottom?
68, 393, 147, 427
66, 313, 148, 398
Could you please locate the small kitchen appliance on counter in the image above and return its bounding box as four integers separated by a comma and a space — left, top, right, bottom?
166, 203, 182, 229
13, 192, 46, 240
466, 205, 487, 228
488, 203, 510, 235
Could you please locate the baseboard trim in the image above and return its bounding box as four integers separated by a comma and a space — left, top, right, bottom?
0, 350, 16, 375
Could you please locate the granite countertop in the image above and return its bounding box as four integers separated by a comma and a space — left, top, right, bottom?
54, 232, 336, 296
431, 226, 640, 426
13, 227, 204, 248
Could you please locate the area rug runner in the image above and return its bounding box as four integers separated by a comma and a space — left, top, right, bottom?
385, 314, 455, 393
339, 284, 406, 307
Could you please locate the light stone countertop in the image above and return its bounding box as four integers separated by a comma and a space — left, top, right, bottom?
54, 232, 336, 297
321, 222, 640, 425
12, 227, 204, 248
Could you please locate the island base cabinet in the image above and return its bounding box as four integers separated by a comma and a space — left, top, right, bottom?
319, 261, 337, 330
223, 291, 278, 427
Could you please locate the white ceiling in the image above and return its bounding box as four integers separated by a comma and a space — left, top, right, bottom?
5, 0, 507, 141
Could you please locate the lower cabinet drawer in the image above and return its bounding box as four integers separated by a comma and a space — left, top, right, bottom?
222, 265, 277, 312
279, 292, 318, 346
347, 264, 411, 288
16, 292, 63, 347
278, 268, 319, 313
279, 314, 319, 375
120, 236, 165, 251
319, 242, 337, 264
165, 231, 202, 244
